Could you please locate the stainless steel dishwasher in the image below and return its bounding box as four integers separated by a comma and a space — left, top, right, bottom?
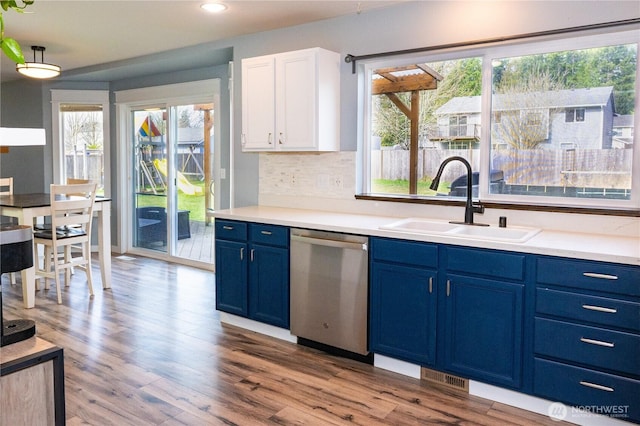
290, 228, 369, 356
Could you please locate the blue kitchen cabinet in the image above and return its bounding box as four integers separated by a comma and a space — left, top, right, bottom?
215, 219, 290, 328
533, 256, 640, 423
248, 243, 289, 327
369, 238, 438, 365
215, 221, 249, 316
440, 246, 526, 389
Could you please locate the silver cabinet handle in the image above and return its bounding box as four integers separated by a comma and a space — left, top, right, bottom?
240, 247, 244, 260
250, 248, 255, 262
268, 133, 272, 144
580, 337, 614, 348
223, 225, 234, 230
260, 230, 272, 235
446, 280, 451, 297
279, 132, 284, 145
579, 381, 614, 392
428, 277, 433, 294
583, 272, 618, 280
582, 304, 617, 314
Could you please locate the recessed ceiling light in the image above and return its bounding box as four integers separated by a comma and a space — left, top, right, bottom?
201, 2, 227, 13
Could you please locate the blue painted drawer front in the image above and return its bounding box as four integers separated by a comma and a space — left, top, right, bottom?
215, 219, 248, 242
249, 223, 289, 247
534, 358, 640, 423
445, 246, 526, 281
535, 318, 640, 377
537, 288, 640, 332
371, 237, 438, 269
537, 257, 640, 297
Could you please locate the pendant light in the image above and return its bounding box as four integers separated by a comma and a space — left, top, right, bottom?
16, 46, 61, 79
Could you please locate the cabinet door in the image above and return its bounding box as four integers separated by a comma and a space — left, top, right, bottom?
215, 240, 248, 316
248, 243, 290, 328
370, 262, 437, 365
241, 55, 276, 150
443, 274, 524, 389
275, 50, 317, 150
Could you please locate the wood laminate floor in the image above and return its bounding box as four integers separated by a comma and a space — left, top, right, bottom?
2, 255, 567, 425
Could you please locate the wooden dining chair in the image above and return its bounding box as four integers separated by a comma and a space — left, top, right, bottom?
34, 183, 97, 304
0, 177, 18, 285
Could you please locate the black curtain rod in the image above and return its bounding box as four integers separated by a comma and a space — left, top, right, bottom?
344, 18, 640, 73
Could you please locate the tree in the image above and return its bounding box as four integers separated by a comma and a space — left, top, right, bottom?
492, 65, 563, 149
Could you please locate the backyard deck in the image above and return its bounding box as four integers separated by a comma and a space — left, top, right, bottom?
176, 220, 214, 264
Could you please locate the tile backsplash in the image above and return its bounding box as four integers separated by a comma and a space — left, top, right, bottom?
259, 151, 356, 199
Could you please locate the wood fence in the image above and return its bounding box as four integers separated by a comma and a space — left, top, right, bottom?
371, 148, 632, 189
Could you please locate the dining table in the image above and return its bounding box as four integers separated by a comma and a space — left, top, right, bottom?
0, 193, 111, 308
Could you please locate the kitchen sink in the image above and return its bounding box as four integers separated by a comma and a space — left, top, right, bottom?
380, 218, 460, 234
380, 218, 541, 243
448, 225, 541, 243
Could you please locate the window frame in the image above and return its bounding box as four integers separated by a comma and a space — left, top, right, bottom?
51, 89, 111, 197
358, 27, 640, 211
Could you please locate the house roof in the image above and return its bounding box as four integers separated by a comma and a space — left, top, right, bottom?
436, 86, 614, 115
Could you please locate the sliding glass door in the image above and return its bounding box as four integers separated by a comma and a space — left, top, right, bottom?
131, 101, 216, 265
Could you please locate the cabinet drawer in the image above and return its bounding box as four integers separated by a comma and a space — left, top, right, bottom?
537, 257, 640, 297
371, 238, 438, 269
445, 247, 525, 281
535, 318, 640, 376
537, 288, 640, 332
215, 220, 248, 241
250, 223, 288, 247
534, 358, 640, 422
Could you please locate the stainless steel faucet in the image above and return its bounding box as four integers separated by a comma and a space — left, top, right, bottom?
430, 156, 487, 226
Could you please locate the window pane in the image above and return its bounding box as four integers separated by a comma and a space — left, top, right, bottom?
60, 104, 105, 195
369, 57, 483, 196
490, 43, 636, 200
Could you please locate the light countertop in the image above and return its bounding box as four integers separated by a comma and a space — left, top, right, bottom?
214, 206, 640, 266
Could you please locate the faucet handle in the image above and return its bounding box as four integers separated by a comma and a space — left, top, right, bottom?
472, 201, 485, 214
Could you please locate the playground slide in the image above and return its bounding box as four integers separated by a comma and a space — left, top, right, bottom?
153, 159, 203, 196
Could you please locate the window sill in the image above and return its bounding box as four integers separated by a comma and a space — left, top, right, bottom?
355, 194, 640, 217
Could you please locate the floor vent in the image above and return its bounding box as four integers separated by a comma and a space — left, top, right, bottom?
420, 368, 469, 392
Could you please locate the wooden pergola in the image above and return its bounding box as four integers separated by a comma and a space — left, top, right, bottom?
372, 64, 443, 194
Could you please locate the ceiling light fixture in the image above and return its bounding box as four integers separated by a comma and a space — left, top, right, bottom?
200, 2, 227, 13
16, 46, 61, 79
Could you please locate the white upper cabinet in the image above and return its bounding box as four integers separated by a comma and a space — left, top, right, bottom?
241, 47, 340, 152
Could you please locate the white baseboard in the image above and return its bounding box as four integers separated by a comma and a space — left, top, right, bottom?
372, 354, 421, 379
469, 381, 632, 425
218, 312, 297, 344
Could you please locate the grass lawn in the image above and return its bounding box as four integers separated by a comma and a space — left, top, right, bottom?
372, 179, 450, 195
136, 181, 207, 222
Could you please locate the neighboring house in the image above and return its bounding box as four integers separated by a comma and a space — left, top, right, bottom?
432, 86, 616, 150
613, 114, 635, 149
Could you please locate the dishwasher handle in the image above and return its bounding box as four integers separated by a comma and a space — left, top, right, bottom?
291, 234, 368, 251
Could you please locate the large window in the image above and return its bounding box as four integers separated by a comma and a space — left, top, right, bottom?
362, 28, 639, 210
52, 90, 110, 196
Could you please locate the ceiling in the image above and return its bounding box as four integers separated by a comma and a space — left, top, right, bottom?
1, 0, 400, 83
